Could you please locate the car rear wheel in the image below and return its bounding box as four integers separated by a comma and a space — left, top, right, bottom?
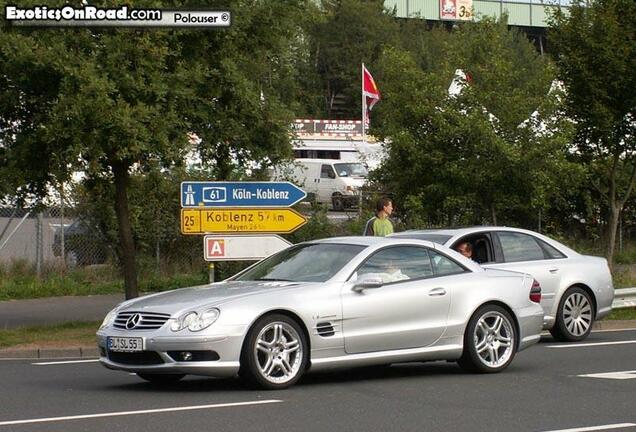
137, 373, 185, 383
459, 305, 517, 373
550, 287, 594, 342
241, 314, 308, 390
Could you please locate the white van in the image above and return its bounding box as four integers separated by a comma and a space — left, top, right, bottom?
272, 159, 367, 210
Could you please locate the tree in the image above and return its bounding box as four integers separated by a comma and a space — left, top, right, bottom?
307, 0, 399, 118
371, 18, 578, 229
0, 0, 310, 298
549, 0, 636, 264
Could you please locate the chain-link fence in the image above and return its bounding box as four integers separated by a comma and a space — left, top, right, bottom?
0, 207, 107, 270
0, 205, 205, 278
0, 187, 386, 285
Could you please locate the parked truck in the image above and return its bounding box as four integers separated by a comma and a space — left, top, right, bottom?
271, 158, 367, 211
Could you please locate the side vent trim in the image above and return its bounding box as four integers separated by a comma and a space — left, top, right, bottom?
315, 321, 336, 337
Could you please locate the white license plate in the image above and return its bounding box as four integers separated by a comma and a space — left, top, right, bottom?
107, 337, 143, 352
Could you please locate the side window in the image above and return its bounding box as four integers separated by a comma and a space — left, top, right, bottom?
429, 250, 467, 276
497, 232, 545, 262
354, 246, 433, 284
538, 239, 566, 259
320, 165, 335, 179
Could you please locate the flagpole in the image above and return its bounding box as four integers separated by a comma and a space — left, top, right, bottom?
361, 63, 366, 145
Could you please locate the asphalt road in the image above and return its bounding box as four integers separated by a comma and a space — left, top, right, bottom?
0, 295, 124, 328
1, 329, 635, 432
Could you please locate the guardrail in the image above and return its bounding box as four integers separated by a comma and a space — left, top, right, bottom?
613, 288, 636, 309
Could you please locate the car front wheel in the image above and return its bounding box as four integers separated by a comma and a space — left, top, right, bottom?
459, 305, 517, 373
550, 287, 594, 342
241, 314, 308, 390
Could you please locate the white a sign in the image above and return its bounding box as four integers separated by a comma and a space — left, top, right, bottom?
203, 235, 292, 261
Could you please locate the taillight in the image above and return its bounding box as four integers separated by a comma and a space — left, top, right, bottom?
530, 279, 542, 303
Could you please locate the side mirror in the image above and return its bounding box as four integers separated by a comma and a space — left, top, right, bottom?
352, 276, 384, 292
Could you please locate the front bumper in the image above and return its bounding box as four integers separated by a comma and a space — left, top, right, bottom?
97, 329, 245, 378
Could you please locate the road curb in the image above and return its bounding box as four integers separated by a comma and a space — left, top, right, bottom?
0, 346, 99, 360
592, 320, 636, 330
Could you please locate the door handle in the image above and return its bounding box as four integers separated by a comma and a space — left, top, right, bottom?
549, 268, 559, 273
429, 287, 446, 296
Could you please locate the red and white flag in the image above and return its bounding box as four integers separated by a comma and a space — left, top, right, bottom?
362, 64, 381, 127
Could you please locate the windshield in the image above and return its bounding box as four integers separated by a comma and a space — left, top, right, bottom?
235, 243, 365, 283
334, 163, 368, 178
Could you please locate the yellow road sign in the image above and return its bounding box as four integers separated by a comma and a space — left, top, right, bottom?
181, 208, 307, 234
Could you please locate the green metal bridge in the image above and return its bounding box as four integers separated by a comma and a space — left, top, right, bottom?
386, 0, 569, 28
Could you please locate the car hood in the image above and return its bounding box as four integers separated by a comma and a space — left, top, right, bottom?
117, 280, 307, 315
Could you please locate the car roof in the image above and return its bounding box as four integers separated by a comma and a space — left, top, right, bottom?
391, 226, 579, 256
393, 226, 551, 237
311, 236, 426, 247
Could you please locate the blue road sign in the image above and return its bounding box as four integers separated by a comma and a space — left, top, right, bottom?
181, 181, 307, 208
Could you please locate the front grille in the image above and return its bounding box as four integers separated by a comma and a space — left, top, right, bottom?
108, 351, 164, 365
113, 311, 171, 330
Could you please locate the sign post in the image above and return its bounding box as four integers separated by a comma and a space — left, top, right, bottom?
179, 181, 306, 264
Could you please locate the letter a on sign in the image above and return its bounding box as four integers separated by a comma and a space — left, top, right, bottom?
207, 239, 225, 258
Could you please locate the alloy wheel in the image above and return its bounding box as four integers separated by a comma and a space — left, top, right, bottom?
562, 292, 593, 337
473, 311, 515, 368
253, 321, 303, 385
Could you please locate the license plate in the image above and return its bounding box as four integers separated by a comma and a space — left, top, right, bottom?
107, 337, 143, 352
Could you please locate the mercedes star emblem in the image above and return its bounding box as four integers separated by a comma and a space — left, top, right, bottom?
125, 313, 142, 330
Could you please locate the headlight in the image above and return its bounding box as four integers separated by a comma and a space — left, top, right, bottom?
99, 309, 118, 330
170, 308, 220, 332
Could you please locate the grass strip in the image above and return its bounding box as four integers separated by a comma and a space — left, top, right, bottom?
602, 307, 636, 321
0, 267, 207, 301
0, 321, 100, 349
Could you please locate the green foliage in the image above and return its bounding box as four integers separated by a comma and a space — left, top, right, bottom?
549, 0, 636, 261
602, 307, 636, 321
0, 0, 315, 297
0, 259, 206, 300
306, 0, 399, 117
285, 204, 335, 243
371, 17, 582, 230
0, 321, 101, 349
549, 0, 636, 151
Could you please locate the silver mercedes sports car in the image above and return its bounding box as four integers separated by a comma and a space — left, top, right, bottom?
391, 227, 614, 342
97, 237, 544, 389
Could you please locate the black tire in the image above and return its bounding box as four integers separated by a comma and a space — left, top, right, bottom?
241, 314, 308, 390
137, 373, 185, 383
458, 305, 517, 373
332, 194, 345, 212
550, 287, 594, 342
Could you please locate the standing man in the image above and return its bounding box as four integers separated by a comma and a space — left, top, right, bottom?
363, 197, 394, 236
